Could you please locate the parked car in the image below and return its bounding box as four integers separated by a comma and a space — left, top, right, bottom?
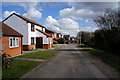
66, 41, 70, 44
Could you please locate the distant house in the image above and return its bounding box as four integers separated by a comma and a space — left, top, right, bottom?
3, 13, 52, 50
0, 22, 23, 57
45, 29, 57, 39
63, 35, 70, 40
57, 33, 63, 39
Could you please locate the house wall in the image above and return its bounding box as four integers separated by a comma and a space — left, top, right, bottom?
3, 15, 28, 45
4, 14, 53, 50
1, 37, 22, 57
54, 33, 57, 39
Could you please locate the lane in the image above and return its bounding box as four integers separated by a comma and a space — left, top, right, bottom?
22, 44, 119, 78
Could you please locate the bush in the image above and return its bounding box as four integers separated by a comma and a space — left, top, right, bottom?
53, 41, 58, 44
57, 38, 65, 44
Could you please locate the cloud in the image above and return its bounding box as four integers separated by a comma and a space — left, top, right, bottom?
59, 18, 79, 30
23, 8, 42, 19
3, 11, 20, 18
60, 2, 118, 22
44, 16, 79, 35
60, 7, 103, 21
2, 2, 38, 10
44, 16, 60, 32
68, 2, 118, 12
3, 2, 42, 20
80, 26, 99, 32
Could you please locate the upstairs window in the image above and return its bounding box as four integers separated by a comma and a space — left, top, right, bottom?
31, 38, 35, 44
31, 24, 35, 31
10, 38, 19, 48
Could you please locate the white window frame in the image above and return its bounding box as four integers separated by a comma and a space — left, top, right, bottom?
9, 37, 19, 48
31, 38, 35, 44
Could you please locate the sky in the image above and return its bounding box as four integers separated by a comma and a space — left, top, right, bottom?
1, 1, 118, 37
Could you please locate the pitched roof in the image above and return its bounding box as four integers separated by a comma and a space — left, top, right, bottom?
0, 22, 23, 37
36, 29, 52, 37
3, 13, 45, 28
45, 29, 56, 33
64, 35, 70, 37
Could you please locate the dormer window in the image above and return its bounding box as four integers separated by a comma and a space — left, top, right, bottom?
31, 24, 35, 31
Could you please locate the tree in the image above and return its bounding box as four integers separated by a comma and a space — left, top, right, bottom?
94, 9, 120, 30
77, 31, 94, 46
93, 9, 120, 55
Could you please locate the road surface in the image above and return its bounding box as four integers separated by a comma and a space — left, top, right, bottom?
22, 44, 119, 78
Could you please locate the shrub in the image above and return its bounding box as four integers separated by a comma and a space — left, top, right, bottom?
53, 41, 58, 44
57, 38, 65, 44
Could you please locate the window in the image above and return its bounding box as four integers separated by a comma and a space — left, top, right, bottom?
31, 24, 35, 31
9, 38, 19, 48
31, 38, 34, 44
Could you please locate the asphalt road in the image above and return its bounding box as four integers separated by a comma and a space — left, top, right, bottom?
22, 44, 119, 78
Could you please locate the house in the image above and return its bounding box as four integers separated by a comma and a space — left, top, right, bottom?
3, 13, 53, 50
45, 29, 57, 39
63, 35, 70, 40
56, 33, 63, 39
0, 22, 23, 57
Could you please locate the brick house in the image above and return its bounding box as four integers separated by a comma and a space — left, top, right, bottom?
45, 29, 57, 39
57, 33, 63, 39
0, 22, 23, 57
3, 13, 53, 50
63, 35, 70, 40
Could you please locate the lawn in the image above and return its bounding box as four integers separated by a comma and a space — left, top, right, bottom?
2, 51, 55, 79
14, 51, 54, 59
80, 46, 120, 72
2, 60, 42, 79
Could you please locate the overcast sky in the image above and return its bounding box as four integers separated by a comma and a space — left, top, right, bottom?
1, 1, 118, 36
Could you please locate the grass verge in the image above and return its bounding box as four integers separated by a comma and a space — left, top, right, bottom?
2, 60, 42, 79
82, 47, 120, 72
14, 51, 54, 60
32, 49, 41, 51
53, 45, 59, 50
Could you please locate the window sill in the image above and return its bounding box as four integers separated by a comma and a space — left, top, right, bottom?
10, 46, 19, 48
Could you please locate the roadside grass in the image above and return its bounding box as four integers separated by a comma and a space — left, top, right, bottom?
78, 44, 120, 72
32, 49, 41, 51
53, 45, 59, 50
14, 51, 54, 60
2, 60, 42, 79
88, 48, 120, 72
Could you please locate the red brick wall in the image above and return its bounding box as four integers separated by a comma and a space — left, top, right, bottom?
43, 44, 52, 49
23, 44, 35, 51
1, 37, 22, 57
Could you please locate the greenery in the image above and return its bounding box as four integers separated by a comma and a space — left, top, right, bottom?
57, 38, 65, 44
93, 9, 120, 55
80, 46, 120, 72
14, 51, 54, 60
53, 45, 59, 50
89, 48, 120, 71
77, 9, 120, 55
53, 41, 58, 44
78, 44, 87, 47
2, 60, 42, 79
32, 49, 41, 51
92, 28, 120, 55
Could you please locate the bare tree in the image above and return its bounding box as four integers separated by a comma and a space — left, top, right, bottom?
94, 9, 120, 30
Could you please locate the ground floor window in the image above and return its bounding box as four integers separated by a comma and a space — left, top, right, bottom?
9, 37, 19, 48
31, 38, 35, 44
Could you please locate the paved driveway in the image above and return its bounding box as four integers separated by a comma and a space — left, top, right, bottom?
22, 44, 119, 78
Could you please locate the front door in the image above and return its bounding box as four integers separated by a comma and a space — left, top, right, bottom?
36, 38, 43, 48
